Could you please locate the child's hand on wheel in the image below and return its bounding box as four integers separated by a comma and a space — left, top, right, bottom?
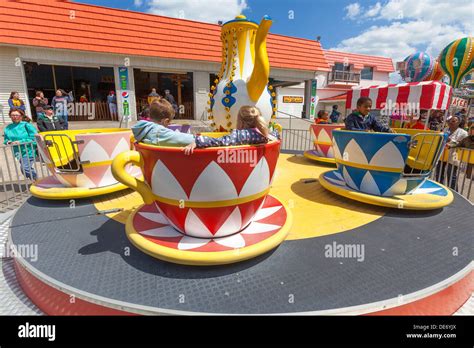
183, 142, 196, 155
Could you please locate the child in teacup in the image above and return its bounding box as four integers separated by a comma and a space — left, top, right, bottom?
345, 97, 394, 133
316, 110, 331, 124
183, 106, 278, 155
132, 98, 194, 146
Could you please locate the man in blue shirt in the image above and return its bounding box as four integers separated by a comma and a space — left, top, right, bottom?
330, 105, 341, 123
344, 97, 393, 133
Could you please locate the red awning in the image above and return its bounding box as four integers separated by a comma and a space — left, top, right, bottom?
346, 81, 453, 111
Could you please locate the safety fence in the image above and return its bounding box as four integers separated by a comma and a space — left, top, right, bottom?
280, 128, 313, 154
431, 147, 473, 201
0, 142, 49, 212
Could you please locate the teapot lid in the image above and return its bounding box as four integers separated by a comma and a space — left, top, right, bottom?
223, 14, 259, 26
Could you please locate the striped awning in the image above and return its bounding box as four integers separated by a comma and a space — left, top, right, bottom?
346, 81, 452, 112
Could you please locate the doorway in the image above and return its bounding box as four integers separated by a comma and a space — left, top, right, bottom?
134, 70, 194, 119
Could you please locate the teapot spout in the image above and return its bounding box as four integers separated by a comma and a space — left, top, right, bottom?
247, 15, 272, 102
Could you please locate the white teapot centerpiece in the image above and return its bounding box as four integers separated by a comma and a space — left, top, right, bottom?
208, 15, 276, 131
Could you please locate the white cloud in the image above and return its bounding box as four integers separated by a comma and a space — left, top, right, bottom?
334, 0, 473, 63
333, 20, 467, 62
377, 0, 473, 32
345, 3, 361, 20
134, 0, 143, 7
366, 2, 382, 17
389, 72, 403, 84
143, 0, 248, 23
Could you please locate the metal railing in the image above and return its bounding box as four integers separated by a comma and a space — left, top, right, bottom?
0, 127, 471, 212
0, 142, 49, 212
42, 134, 83, 173
280, 128, 313, 154
403, 133, 445, 177
276, 110, 313, 131
327, 70, 361, 84
431, 147, 473, 201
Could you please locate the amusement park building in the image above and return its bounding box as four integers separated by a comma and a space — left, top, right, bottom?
276, 50, 395, 118
0, 0, 393, 123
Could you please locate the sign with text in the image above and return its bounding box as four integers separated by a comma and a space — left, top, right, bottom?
118, 67, 129, 90
283, 96, 304, 103
309, 79, 317, 119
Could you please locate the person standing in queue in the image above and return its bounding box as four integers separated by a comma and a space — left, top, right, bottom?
32, 91, 49, 120
36, 105, 65, 132
51, 89, 73, 130
164, 89, 178, 115
3, 108, 38, 181
330, 105, 341, 123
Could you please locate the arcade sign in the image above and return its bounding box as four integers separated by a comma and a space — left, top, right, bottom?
283, 96, 304, 103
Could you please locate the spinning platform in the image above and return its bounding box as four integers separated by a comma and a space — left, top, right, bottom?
303, 150, 336, 165
30, 175, 134, 200
320, 170, 454, 210
9, 154, 474, 315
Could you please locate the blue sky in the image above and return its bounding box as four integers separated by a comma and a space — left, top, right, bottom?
79, 0, 359, 47
78, 0, 472, 63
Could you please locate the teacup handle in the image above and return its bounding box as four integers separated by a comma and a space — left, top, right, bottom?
112, 150, 155, 205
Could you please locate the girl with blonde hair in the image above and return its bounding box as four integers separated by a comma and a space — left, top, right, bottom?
183, 105, 277, 155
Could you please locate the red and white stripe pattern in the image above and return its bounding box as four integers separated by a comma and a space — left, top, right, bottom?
346, 81, 453, 111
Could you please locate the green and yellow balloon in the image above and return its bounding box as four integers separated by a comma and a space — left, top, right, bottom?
439, 37, 474, 88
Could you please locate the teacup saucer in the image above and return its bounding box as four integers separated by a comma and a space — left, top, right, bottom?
303, 150, 336, 165
30, 167, 142, 200
125, 195, 292, 266
319, 170, 453, 210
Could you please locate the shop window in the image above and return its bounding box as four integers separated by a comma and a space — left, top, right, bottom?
24, 62, 116, 120
361, 67, 374, 80
333, 62, 351, 72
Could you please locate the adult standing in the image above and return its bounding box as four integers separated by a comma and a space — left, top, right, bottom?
36, 105, 65, 132
147, 88, 160, 104
8, 91, 26, 112
107, 91, 117, 119
51, 89, 73, 129
32, 91, 48, 120
330, 105, 341, 123
164, 89, 178, 115
3, 108, 38, 180
437, 115, 468, 189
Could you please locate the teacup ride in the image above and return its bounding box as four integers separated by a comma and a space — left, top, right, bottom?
30, 128, 142, 200
320, 81, 455, 209
304, 123, 343, 165
112, 136, 291, 266
111, 15, 290, 266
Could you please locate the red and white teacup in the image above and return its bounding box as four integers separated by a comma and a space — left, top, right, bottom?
112, 139, 280, 238
310, 123, 343, 159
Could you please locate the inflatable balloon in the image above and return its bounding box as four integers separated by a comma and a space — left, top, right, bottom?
400, 52, 434, 82
439, 37, 474, 88
423, 59, 445, 81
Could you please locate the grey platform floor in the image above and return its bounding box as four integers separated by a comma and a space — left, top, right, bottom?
5, 193, 474, 315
